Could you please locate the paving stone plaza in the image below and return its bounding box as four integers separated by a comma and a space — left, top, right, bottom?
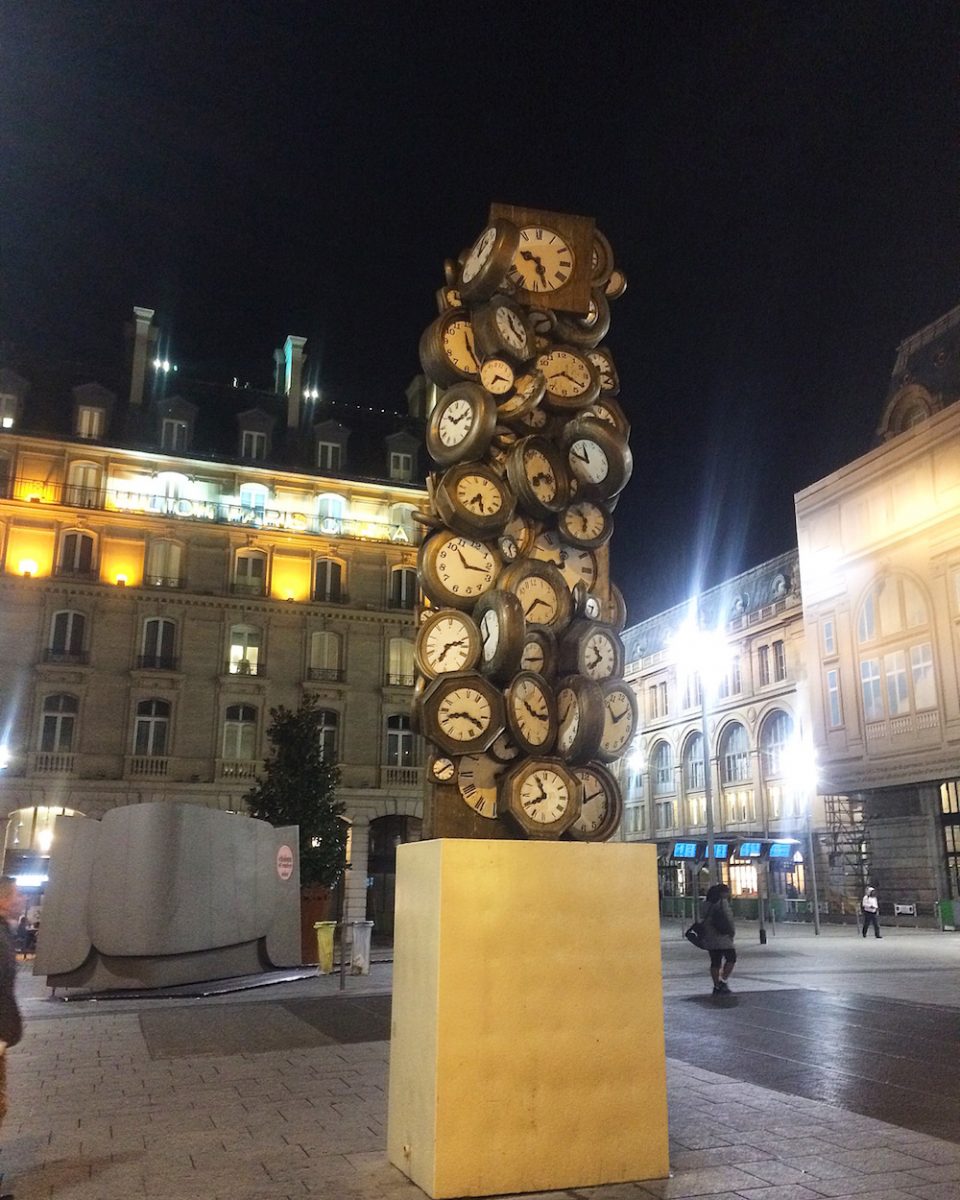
2, 924, 958, 1200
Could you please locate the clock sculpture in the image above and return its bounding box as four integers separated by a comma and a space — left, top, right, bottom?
415, 204, 635, 841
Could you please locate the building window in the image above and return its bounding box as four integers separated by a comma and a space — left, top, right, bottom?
65, 461, 101, 507
773, 640, 786, 681
57, 531, 95, 577
316, 493, 345, 525
860, 658, 884, 722
858, 576, 929, 645
141, 618, 177, 670
386, 714, 416, 767
223, 705, 258, 760
233, 549, 267, 595
884, 650, 910, 716
238, 483, 269, 516
317, 709, 339, 760
390, 566, 418, 610
134, 699, 170, 757
655, 798, 675, 832
309, 631, 342, 681
145, 540, 183, 588
0, 394, 17, 429
315, 558, 343, 603
389, 451, 413, 482
161, 419, 188, 452
826, 669, 842, 728
684, 672, 702, 708
822, 619, 836, 656
730, 654, 742, 694
911, 642, 936, 710
651, 741, 674, 796
683, 732, 704, 791
720, 722, 750, 784
48, 611, 86, 662
647, 680, 668, 720
317, 442, 342, 472
40, 693, 78, 753
241, 430, 267, 461
229, 624, 261, 675
760, 710, 792, 778
758, 645, 770, 686
388, 637, 415, 686
76, 407, 104, 439
857, 592, 876, 644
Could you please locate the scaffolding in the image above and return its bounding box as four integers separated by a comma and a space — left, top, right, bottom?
823, 794, 869, 916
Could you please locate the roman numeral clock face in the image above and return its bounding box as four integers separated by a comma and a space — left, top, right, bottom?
510, 227, 575, 293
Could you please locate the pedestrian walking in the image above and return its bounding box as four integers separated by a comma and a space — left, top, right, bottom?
0, 877, 23, 1199
861, 886, 881, 938
701, 882, 737, 995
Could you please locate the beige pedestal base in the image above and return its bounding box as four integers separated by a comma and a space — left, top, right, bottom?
386, 839, 669, 1198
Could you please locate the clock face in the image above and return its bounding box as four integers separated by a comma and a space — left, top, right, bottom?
509, 226, 575, 294
461, 226, 496, 284
498, 534, 519, 561
421, 532, 499, 607
479, 608, 500, 663
494, 303, 530, 356
537, 349, 593, 399
457, 752, 503, 818
523, 445, 559, 505
557, 686, 580, 753
521, 637, 545, 673
437, 685, 493, 743
515, 574, 560, 627
508, 674, 553, 751
519, 766, 572, 823
438, 395, 475, 448
582, 629, 618, 680
600, 685, 636, 757
487, 728, 522, 763
560, 500, 611, 549
531, 531, 598, 591
417, 612, 480, 676
569, 764, 621, 839
503, 513, 535, 556
480, 356, 515, 395
441, 317, 480, 377
455, 472, 503, 518
497, 370, 545, 421
568, 437, 609, 485
587, 347, 619, 395
431, 755, 456, 782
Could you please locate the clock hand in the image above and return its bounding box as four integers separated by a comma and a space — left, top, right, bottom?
588, 648, 603, 668
468, 491, 486, 512
611, 707, 629, 723
558, 371, 582, 387
455, 547, 488, 573
447, 710, 484, 731
437, 638, 466, 663
524, 597, 549, 617
584, 789, 604, 804
571, 446, 591, 464
448, 408, 470, 425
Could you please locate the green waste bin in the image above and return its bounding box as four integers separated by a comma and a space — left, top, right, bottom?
313, 920, 337, 974
937, 899, 957, 930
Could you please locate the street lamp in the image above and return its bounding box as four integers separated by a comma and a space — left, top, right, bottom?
671, 602, 730, 886
783, 733, 821, 935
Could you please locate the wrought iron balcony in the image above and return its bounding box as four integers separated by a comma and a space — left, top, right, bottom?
41, 649, 89, 665
307, 667, 344, 682
136, 655, 180, 671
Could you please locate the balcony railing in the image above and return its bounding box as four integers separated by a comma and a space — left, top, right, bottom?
380, 765, 422, 789
217, 758, 261, 780
230, 580, 266, 597
308, 667, 344, 682
385, 673, 415, 687
225, 660, 265, 677
387, 597, 416, 611
314, 591, 349, 605
33, 752, 75, 774
53, 565, 98, 581
126, 755, 169, 777
9, 477, 422, 546
41, 649, 89, 665
143, 575, 186, 589
136, 655, 180, 671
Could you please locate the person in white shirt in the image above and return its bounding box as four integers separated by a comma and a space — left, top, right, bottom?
861, 886, 881, 938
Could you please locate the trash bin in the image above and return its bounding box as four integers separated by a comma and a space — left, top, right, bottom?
313, 920, 337, 974
348, 920, 374, 975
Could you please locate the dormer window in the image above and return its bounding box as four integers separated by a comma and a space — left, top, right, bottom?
161, 418, 188, 452
0, 395, 16, 431
76, 407, 104, 440
390, 451, 413, 482
241, 430, 267, 461
317, 441, 342, 472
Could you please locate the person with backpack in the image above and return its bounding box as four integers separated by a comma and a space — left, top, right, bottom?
701, 882, 737, 995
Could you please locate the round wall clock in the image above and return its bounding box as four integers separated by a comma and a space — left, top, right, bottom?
588, 395, 631, 439
555, 674, 605, 764
499, 558, 573, 633
586, 345, 620, 396
568, 762, 623, 842
421, 670, 505, 757
504, 435, 570, 518
419, 309, 481, 388
536, 346, 601, 412
597, 678, 638, 763
418, 529, 501, 610
479, 355, 516, 396
530, 530, 598, 592
558, 618, 624, 681
487, 727, 522, 765
604, 267, 628, 300
456, 752, 506, 818
553, 289, 611, 349
508, 225, 577, 295
458, 218, 519, 304
560, 413, 633, 502
415, 608, 482, 679
471, 296, 534, 364
558, 499, 614, 550
519, 626, 558, 680
433, 461, 515, 539
505, 670, 557, 756
426, 383, 497, 466
428, 752, 457, 784
502, 756, 582, 838
473, 591, 525, 683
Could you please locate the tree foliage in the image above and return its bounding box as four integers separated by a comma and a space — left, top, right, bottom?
244, 694, 346, 889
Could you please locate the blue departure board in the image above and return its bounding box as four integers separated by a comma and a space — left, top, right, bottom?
713, 843, 730, 859
769, 842, 793, 859
738, 841, 762, 857
673, 842, 699, 859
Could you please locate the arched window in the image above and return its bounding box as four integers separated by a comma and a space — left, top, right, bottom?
389, 566, 418, 610
145, 539, 183, 588
315, 558, 344, 603
316, 493, 346, 527
134, 699, 170, 757
389, 503, 416, 543
719, 722, 750, 784
233, 548, 267, 595
386, 714, 417, 767
239, 482, 269, 517
223, 704, 258, 760
760, 710, 793, 779
309, 631, 342, 681
651, 741, 674, 796
48, 611, 86, 662
40, 693, 78, 753
858, 575, 929, 645
229, 624, 261, 675
387, 637, 414, 686
856, 574, 937, 723
141, 618, 177, 669
57, 531, 95, 577
317, 709, 338, 760
682, 731, 704, 791
64, 461, 100, 508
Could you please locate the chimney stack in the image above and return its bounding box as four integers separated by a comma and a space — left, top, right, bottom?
273, 348, 285, 396
284, 335, 307, 429
129, 306, 156, 408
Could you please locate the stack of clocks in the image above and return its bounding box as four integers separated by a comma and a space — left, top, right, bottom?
413, 205, 637, 842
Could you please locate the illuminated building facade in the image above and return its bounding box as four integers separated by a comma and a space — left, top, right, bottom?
0, 307, 428, 926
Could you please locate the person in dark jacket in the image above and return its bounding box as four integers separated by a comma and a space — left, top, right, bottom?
701, 882, 737, 995
0, 877, 22, 1199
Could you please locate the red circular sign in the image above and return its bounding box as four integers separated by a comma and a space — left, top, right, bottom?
276, 845, 294, 881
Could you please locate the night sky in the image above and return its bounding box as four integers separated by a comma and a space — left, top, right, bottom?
2, 2, 957, 619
